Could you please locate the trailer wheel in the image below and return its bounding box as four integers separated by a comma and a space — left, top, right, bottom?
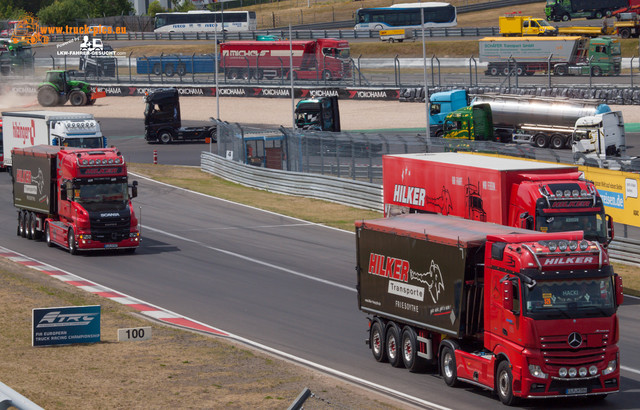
227, 69, 239, 80
370, 320, 387, 363
37, 85, 58, 107
68, 229, 78, 255
440, 346, 458, 387
209, 128, 217, 143
152, 63, 162, 76
164, 64, 175, 77
177, 64, 187, 76
401, 327, 425, 372
386, 324, 404, 368
27, 212, 36, 240
534, 133, 548, 148
159, 131, 173, 144
497, 361, 518, 405
18, 210, 26, 237
515, 66, 525, 76
45, 223, 53, 247
489, 66, 499, 76
620, 28, 631, 39
69, 90, 87, 106
550, 134, 565, 149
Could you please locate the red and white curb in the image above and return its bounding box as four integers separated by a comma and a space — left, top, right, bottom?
0, 246, 229, 337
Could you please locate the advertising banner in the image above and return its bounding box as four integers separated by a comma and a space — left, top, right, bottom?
580, 166, 640, 228
32, 305, 101, 347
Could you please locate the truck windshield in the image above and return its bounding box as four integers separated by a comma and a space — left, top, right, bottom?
524, 278, 615, 319
61, 137, 104, 149
537, 213, 607, 243
74, 182, 129, 210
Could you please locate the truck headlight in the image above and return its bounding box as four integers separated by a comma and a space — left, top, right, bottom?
603, 359, 617, 375
528, 365, 548, 379
129, 232, 139, 238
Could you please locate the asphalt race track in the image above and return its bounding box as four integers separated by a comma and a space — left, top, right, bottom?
2, 165, 640, 408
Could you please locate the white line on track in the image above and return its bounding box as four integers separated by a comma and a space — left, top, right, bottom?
142, 224, 355, 293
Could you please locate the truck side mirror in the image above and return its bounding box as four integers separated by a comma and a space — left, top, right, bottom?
615, 274, 623, 307
606, 214, 614, 243
131, 180, 138, 199
60, 188, 67, 201
519, 212, 534, 230
502, 280, 514, 311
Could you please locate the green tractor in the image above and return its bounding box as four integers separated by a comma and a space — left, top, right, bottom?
37, 70, 105, 107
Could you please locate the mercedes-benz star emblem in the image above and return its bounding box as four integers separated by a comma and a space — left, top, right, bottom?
568, 332, 583, 349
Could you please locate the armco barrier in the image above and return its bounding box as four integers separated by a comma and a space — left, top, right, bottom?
200, 151, 640, 265
200, 151, 383, 211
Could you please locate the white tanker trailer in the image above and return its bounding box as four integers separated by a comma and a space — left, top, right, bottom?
470, 94, 623, 151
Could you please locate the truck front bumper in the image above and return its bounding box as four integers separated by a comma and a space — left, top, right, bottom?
76, 231, 140, 250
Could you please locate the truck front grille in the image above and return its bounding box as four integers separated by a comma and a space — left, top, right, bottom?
90, 214, 131, 243
540, 332, 609, 370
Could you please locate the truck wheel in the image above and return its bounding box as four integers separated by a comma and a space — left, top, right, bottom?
68, 229, 78, 255
45, 223, 53, 247
489, 66, 499, 76
620, 28, 631, 39
401, 327, 425, 372
152, 64, 162, 76
177, 64, 186, 76
323, 70, 332, 81
440, 346, 459, 387
386, 324, 404, 368
370, 320, 387, 363
164, 64, 175, 77
434, 129, 444, 139
159, 131, 173, 144
209, 128, 217, 143
69, 90, 87, 106
497, 361, 518, 405
550, 134, 565, 149
37, 86, 58, 107
561, 14, 570, 22
534, 133, 548, 148
595, 11, 603, 19
591, 66, 602, 76
554, 65, 567, 76
388, 38, 395, 43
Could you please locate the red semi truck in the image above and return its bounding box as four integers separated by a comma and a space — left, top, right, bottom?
219, 38, 351, 81
383, 153, 613, 245
356, 213, 622, 404
12, 145, 140, 254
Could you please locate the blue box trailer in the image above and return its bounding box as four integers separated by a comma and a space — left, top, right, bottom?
136, 54, 218, 77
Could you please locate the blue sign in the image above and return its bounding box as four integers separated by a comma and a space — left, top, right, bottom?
599, 190, 624, 210
32, 305, 101, 347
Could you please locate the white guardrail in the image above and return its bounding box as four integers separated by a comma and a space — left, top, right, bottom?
201, 151, 640, 265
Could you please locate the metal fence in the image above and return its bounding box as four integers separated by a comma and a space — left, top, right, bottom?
214, 120, 640, 181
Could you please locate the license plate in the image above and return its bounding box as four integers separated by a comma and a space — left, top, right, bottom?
105, 244, 118, 249
566, 387, 588, 395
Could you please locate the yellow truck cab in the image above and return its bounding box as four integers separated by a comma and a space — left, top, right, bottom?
499, 14, 558, 36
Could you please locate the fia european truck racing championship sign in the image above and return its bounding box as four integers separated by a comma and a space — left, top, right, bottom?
32, 305, 101, 347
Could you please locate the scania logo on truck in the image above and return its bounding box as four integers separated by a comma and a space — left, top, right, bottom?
13, 119, 35, 145
393, 184, 426, 207
543, 256, 595, 265
100, 212, 120, 218
222, 50, 269, 57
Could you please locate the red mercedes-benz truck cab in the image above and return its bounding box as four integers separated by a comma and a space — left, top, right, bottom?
12, 145, 140, 254
356, 213, 622, 405
382, 152, 613, 245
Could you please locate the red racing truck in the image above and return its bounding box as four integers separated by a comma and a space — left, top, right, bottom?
383, 152, 613, 245
12, 145, 140, 254
356, 213, 622, 404
220, 38, 351, 81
